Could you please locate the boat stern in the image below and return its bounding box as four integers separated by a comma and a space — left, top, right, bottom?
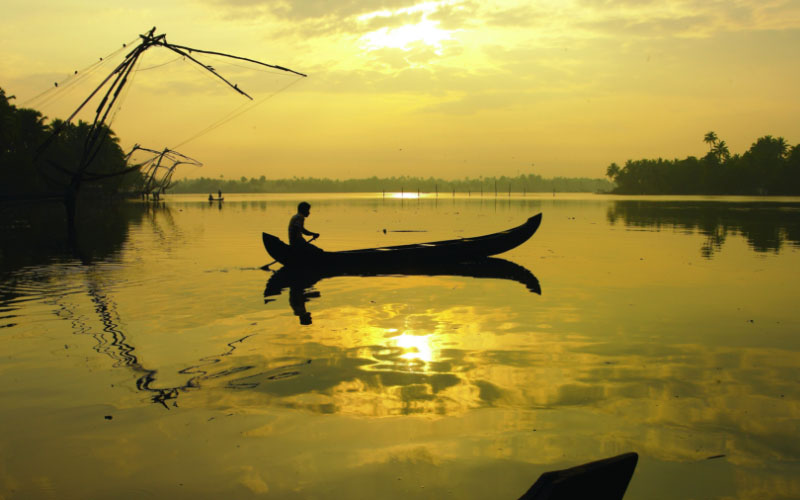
262, 232, 291, 265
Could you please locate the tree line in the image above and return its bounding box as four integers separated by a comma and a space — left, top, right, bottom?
169, 174, 613, 194
605, 132, 800, 195
0, 87, 143, 200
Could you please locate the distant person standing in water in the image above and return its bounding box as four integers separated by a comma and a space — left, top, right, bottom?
289, 201, 322, 253
218, 189, 222, 199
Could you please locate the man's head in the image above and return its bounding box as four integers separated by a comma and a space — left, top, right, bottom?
297, 201, 311, 217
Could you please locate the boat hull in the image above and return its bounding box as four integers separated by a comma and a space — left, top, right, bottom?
262, 213, 542, 268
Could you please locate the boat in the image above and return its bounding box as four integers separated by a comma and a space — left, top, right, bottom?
518, 452, 638, 500
262, 213, 542, 267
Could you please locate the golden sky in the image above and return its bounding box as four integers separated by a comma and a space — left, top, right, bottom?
2, 0, 799, 180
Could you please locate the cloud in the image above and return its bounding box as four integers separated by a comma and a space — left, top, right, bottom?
427, 1, 481, 30
264, 0, 420, 21
576, 0, 800, 36
363, 10, 425, 31
366, 43, 441, 69
208, 0, 490, 39
364, 40, 463, 68
580, 13, 713, 38
210, 0, 425, 37
482, 4, 550, 28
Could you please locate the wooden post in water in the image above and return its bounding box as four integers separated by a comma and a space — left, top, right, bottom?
435, 184, 438, 198
494, 180, 497, 197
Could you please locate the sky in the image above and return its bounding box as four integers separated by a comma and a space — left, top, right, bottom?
1, 0, 799, 180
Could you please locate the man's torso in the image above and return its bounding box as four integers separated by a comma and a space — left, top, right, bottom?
288, 213, 306, 245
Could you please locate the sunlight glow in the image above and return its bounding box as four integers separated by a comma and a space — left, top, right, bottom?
390, 192, 422, 199
359, 2, 453, 51
395, 333, 434, 363
362, 20, 452, 50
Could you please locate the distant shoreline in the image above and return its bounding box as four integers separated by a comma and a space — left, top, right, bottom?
167, 174, 613, 195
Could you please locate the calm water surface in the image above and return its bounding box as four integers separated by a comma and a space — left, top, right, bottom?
1, 193, 799, 499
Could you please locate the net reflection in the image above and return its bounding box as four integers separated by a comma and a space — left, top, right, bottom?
263, 257, 541, 325
59, 275, 258, 409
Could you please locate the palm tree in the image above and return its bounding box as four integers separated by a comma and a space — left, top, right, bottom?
606, 162, 621, 181
776, 137, 789, 158
704, 131, 718, 151
713, 140, 730, 163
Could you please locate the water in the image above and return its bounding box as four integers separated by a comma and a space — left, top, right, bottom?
1, 193, 799, 499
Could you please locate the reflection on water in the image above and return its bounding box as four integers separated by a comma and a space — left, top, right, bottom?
264, 258, 541, 324
1, 194, 799, 499
608, 200, 800, 257
0, 200, 155, 270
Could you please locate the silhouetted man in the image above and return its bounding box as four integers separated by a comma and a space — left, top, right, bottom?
289, 202, 321, 253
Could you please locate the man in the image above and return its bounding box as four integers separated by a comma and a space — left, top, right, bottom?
288, 201, 321, 250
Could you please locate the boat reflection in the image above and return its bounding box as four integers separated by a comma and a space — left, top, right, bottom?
264, 258, 541, 325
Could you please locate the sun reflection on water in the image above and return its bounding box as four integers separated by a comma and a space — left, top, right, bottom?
388, 192, 424, 199
394, 332, 434, 364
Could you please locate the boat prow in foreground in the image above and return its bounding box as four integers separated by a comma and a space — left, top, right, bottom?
262, 213, 542, 268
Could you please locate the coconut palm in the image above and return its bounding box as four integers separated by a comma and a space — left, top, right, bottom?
704, 131, 718, 150
776, 137, 789, 158
606, 162, 621, 181
713, 140, 730, 163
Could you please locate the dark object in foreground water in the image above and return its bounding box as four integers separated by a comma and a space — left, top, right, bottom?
262, 213, 542, 267
518, 452, 638, 500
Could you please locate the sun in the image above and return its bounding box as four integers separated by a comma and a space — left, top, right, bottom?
362, 20, 452, 50
358, 3, 453, 51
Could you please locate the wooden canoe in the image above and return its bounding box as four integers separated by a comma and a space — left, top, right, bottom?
262, 213, 542, 267
518, 452, 638, 500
